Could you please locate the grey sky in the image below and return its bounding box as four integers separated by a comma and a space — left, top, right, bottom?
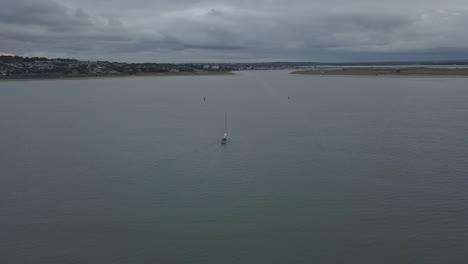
1, 0, 468, 62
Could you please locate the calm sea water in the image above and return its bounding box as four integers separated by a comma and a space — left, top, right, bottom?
1, 71, 467, 264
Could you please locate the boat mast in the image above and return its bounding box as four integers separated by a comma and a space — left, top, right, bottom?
224, 112, 227, 133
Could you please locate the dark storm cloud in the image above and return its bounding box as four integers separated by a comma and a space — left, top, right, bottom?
1, 0, 468, 62
0, 0, 91, 31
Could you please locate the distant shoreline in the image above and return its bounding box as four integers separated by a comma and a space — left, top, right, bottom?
291, 67, 468, 77
0, 71, 235, 81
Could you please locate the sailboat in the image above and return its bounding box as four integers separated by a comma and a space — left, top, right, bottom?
221, 112, 228, 144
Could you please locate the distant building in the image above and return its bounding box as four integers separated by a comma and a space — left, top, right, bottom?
203, 64, 220, 70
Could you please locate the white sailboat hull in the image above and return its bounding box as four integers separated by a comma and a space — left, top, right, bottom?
221, 133, 228, 144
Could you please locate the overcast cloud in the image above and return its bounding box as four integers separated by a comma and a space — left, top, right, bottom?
1, 0, 468, 62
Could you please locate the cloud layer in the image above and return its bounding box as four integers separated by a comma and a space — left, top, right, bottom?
2, 0, 468, 62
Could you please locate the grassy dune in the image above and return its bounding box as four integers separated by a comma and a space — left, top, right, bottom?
291, 67, 468, 76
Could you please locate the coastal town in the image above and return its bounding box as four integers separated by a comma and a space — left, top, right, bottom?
0, 55, 240, 79
0, 55, 327, 79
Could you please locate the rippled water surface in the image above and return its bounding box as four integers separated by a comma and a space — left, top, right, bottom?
1, 71, 467, 263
